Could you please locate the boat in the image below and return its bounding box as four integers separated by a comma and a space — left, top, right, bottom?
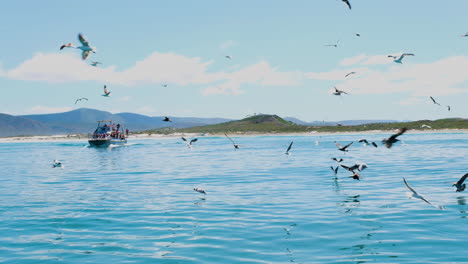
88, 120, 127, 147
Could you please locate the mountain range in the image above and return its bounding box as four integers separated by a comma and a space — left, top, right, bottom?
0, 108, 403, 137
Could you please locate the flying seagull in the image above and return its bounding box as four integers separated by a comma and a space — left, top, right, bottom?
225, 55, 232, 60
52, 160, 63, 168
325, 40, 340, 48
181, 137, 198, 148
90, 61, 101, 67
388, 53, 414, 64
162, 84, 168, 88
349, 172, 361, 180
342, 0, 351, 10
355, 33, 360, 37
421, 124, 432, 129
74, 97, 88, 104
194, 188, 206, 194
345, 72, 356, 78
332, 86, 348, 96
358, 139, 378, 148
225, 133, 240, 149
461, 32, 468, 37
332, 157, 343, 163
447, 105, 451, 112
285, 141, 293, 155
102, 85, 111, 97
341, 163, 367, 173
330, 166, 339, 176
335, 141, 353, 152
60, 33, 97, 60
163, 116, 172, 122
403, 178, 443, 209
429, 96, 441, 106
382, 128, 407, 148
453, 173, 468, 192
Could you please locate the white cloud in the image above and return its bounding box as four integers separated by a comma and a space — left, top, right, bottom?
26, 105, 74, 114
339, 54, 367, 66
2, 52, 298, 96
306, 55, 468, 96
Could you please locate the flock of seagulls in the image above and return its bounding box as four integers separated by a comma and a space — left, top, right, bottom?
56, 2, 463, 209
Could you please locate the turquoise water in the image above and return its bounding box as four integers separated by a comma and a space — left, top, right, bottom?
1, 133, 468, 263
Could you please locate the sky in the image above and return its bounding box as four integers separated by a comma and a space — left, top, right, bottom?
1, 0, 468, 122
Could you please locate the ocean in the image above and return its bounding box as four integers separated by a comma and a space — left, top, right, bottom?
1, 132, 467, 263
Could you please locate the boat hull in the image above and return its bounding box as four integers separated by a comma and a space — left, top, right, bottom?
88, 139, 127, 147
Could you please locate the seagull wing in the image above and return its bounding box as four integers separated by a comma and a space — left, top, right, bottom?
342, 0, 351, 9
75, 99, 79, 104
78, 33, 90, 47
343, 142, 353, 150
340, 164, 354, 172
82, 50, 90, 60
371, 142, 378, 148
358, 139, 368, 144
181, 137, 187, 142
403, 178, 434, 206
335, 142, 343, 149
456, 173, 468, 185
103, 85, 109, 94
430, 96, 440, 105
286, 141, 293, 153
345, 72, 355, 78
388, 127, 408, 141
224, 133, 237, 145
190, 139, 198, 145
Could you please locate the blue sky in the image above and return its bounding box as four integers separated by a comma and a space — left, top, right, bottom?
1, 0, 468, 121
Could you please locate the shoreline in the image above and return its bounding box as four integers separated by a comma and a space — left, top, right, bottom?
1, 129, 468, 143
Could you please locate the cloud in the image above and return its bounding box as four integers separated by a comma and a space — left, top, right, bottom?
202, 61, 302, 95
398, 97, 424, 105
2, 52, 298, 96
339, 54, 367, 66
306, 55, 468, 96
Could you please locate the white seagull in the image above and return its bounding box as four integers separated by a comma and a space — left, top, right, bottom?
60, 33, 97, 60
403, 178, 443, 209
90, 61, 102, 67
421, 124, 432, 129
52, 160, 63, 168
102, 85, 111, 97
194, 188, 206, 194
181, 137, 198, 148
388, 53, 414, 64
332, 86, 348, 96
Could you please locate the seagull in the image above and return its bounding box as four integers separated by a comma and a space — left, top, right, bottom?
461, 32, 468, 37
447, 105, 451, 112
225, 133, 240, 149
181, 137, 198, 148
74, 97, 88, 104
285, 141, 293, 155
421, 124, 432, 129
102, 85, 111, 97
341, 163, 367, 173
194, 188, 206, 194
345, 72, 356, 78
382, 128, 407, 148
162, 84, 168, 88
325, 40, 340, 48
355, 33, 360, 37
163, 116, 172, 122
332, 158, 343, 163
330, 166, 339, 176
349, 172, 360, 180
335, 141, 353, 152
332, 86, 348, 96
90, 61, 101, 67
453, 173, 468, 192
388, 53, 414, 64
403, 178, 443, 209
60, 33, 97, 60
52, 160, 63, 168
358, 139, 378, 148
225, 55, 232, 60
342, 0, 351, 10
429, 96, 441, 106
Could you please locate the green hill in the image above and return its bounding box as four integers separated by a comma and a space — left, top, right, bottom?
142, 116, 468, 134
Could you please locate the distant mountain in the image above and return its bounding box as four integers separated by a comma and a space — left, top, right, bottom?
0, 108, 231, 136
161, 114, 306, 133
284, 117, 402, 126
0, 114, 53, 137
